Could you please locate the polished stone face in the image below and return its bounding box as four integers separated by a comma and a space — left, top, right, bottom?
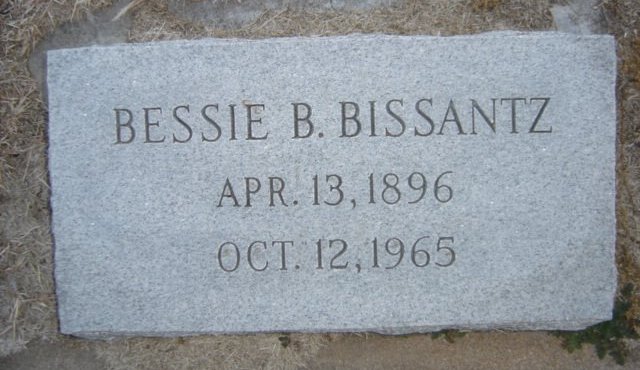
47, 33, 616, 338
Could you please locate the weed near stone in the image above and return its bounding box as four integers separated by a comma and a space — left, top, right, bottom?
554, 284, 640, 365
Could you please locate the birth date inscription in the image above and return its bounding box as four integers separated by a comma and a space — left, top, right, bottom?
215, 171, 453, 208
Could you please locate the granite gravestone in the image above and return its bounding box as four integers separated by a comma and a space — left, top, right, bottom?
47, 33, 617, 337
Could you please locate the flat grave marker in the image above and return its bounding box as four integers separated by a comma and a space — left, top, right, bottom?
47, 33, 617, 337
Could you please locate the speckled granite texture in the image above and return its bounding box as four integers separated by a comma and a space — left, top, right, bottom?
47, 33, 616, 337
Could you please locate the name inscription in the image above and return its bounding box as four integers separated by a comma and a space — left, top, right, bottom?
112, 97, 552, 144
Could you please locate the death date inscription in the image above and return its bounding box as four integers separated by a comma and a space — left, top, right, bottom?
215, 236, 456, 273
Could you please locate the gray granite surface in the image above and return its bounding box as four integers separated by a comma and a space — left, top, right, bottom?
47, 33, 617, 337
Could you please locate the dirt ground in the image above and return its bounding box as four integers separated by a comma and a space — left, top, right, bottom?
0, 332, 638, 369
1, 0, 640, 369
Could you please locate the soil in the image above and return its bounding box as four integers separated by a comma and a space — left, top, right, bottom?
0, 332, 636, 369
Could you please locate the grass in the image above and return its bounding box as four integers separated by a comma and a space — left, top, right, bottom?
555, 284, 640, 365
603, 0, 640, 332
431, 330, 467, 343
472, 0, 504, 12
0, 0, 113, 355
0, 0, 639, 368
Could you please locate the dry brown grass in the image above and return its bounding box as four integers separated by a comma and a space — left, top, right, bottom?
2, 0, 640, 368
127, 0, 552, 42
0, 0, 113, 355
602, 0, 640, 327
93, 334, 331, 370
621, 37, 640, 86
472, 0, 503, 12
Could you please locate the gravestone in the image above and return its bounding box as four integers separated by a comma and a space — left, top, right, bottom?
47, 33, 617, 338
